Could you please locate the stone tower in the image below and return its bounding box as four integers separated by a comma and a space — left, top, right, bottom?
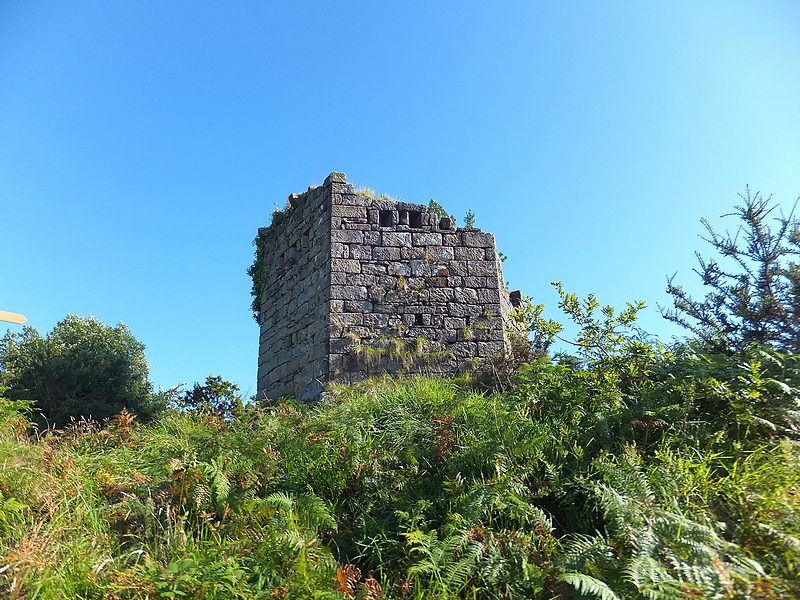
255, 173, 521, 401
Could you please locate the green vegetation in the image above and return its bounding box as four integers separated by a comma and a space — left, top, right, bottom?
247, 234, 267, 322
463, 209, 476, 229
1, 191, 799, 598
662, 188, 800, 353
427, 200, 456, 226
1, 335, 798, 598
0, 315, 161, 426
355, 187, 396, 203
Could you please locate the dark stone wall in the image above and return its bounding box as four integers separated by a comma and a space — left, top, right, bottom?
256, 177, 333, 401
257, 173, 521, 400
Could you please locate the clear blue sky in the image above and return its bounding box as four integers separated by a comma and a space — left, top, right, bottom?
2, 1, 799, 397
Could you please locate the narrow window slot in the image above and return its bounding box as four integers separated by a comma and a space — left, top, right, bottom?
409, 211, 422, 228
379, 210, 393, 227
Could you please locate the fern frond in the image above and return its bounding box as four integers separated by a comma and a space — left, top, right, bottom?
559, 572, 623, 600
559, 534, 616, 571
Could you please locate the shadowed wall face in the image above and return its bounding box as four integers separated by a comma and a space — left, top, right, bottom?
257, 173, 520, 401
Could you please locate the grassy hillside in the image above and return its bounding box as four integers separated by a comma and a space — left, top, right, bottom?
1, 339, 799, 598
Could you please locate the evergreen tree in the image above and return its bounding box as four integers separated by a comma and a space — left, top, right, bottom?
662, 188, 800, 352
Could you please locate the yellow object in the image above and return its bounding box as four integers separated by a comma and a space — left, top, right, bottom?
0, 311, 27, 324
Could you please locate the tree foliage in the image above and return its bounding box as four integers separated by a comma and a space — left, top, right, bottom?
0, 315, 157, 425
662, 188, 800, 352
178, 375, 246, 415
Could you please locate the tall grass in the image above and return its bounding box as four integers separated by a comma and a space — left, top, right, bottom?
1, 345, 798, 598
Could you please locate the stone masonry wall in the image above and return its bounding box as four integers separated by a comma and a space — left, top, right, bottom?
256, 180, 332, 401
257, 172, 521, 400
326, 175, 514, 385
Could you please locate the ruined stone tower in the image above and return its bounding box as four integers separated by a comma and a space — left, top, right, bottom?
255, 172, 521, 401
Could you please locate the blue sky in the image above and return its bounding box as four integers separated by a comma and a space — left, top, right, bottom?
2, 1, 799, 397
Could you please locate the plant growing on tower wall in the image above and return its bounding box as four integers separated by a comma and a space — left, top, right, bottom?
247, 235, 267, 322
427, 199, 455, 225
463, 209, 476, 229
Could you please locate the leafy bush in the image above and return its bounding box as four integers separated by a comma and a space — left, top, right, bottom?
0, 315, 162, 425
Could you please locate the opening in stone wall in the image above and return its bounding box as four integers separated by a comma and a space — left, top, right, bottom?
409, 211, 423, 228
415, 313, 424, 326
379, 210, 393, 227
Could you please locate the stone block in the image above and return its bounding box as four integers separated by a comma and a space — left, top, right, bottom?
330, 272, 348, 285
409, 259, 427, 277
329, 338, 352, 353
341, 195, 370, 206
477, 289, 501, 303
331, 312, 363, 326
448, 261, 468, 277
453, 288, 479, 303
428, 288, 455, 302
348, 245, 372, 260
328, 354, 345, 373
331, 259, 362, 273
447, 276, 464, 287
372, 198, 397, 211
331, 285, 367, 300
444, 316, 467, 329
349, 274, 377, 287
387, 262, 412, 276
376, 275, 398, 288
450, 342, 478, 358
362, 263, 387, 275
332, 205, 368, 218
442, 233, 459, 245
344, 300, 374, 313
382, 231, 412, 247
364, 313, 390, 328
462, 231, 495, 248
369, 287, 388, 302
400, 247, 426, 259
325, 172, 347, 184
468, 260, 497, 277
463, 276, 488, 288
425, 246, 455, 261
477, 341, 506, 357
372, 246, 401, 260
455, 246, 485, 260
448, 303, 483, 317
331, 229, 364, 244
412, 232, 443, 246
